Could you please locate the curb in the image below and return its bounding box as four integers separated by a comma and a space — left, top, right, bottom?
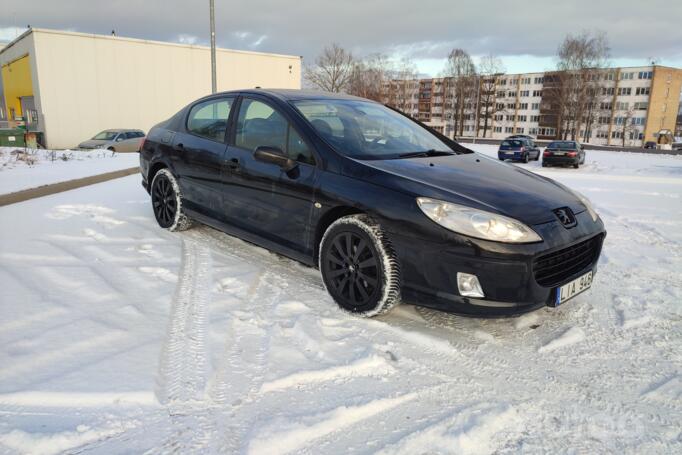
0, 167, 139, 207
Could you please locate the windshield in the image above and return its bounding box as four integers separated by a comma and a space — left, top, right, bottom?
92, 131, 119, 140
547, 141, 576, 149
292, 99, 455, 159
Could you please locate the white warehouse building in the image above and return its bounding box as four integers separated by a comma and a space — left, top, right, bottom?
0, 28, 302, 149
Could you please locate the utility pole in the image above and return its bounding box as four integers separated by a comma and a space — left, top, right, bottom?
472, 75, 481, 144
210, 0, 217, 93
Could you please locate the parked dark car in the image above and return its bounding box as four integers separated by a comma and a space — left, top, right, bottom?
644, 141, 657, 149
543, 141, 586, 168
140, 89, 605, 317
497, 137, 541, 162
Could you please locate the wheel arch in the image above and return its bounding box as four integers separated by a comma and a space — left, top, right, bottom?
313, 205, 365, 263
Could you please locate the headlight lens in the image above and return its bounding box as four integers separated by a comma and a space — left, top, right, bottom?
573, 191, 598, 222
416, 197, 542, 243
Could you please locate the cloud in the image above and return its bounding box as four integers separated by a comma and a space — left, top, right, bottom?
176, 34, 199, 45
2, 0, 681, 74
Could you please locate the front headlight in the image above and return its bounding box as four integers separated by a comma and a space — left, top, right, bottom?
572, 191, 598, 222
416, 198, 542, 243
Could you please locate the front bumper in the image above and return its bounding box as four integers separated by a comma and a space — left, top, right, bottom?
389, 210, 606, 316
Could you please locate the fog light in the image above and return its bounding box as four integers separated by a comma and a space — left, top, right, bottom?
457, 272, 485, 298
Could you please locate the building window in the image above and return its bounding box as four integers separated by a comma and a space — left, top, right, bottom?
596, 130, 608, 139
602, 87, 615, 96
531, 103, 540, 110
615, 101, 629, 110
529, 127, 538, 135
507, 91, 515, 97
634, 102, 648, 110
617, 87, 632, 96
530, 115, 540, 122
505, 126, 514, 133
507, 103, 515, 109
494, 126, 502, 133
519, 103, 528, 110
516, 127, 524, 133
600, 102, 612, 110
533, 76, 544, 84
497, 91, 506, 97
638, 71, 653, 79
520, 90, 529, 97
517, 115, 527, 122
532, 90, 542, 97
620, 72, 634, 80
494, 114, 504, 121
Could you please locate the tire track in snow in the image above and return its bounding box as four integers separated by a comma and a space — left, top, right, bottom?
155, 238, 212, 404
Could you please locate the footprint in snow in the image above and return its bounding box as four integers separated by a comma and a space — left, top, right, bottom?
538, 326, 585, 353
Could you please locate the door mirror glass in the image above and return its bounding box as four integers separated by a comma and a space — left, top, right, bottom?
254, 146, 297, 171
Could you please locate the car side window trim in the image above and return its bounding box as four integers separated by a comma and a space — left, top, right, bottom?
184, 95, 236, 144
232, 95, 319, 166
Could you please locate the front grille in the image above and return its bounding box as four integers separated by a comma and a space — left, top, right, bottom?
533, 234, 603, 287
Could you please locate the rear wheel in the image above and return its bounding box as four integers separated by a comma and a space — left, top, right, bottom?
523, 153, 529, 163
319, 214, 401, 317
151, 168, 193, 231
542, 162, 548, 167
573, 162, 580, 169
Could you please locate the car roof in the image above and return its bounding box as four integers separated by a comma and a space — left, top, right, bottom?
209, 88, 374, 103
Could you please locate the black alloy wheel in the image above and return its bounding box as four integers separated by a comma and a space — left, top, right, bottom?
152, 173, 178, 228
325, 231, 380, 308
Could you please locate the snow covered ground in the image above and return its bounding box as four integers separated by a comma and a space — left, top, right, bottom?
0, 147, 139, 195
0, 145, 680, 454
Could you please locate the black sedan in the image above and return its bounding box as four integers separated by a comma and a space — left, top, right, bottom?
543, 141, 586, 168
140, 89, 606, 317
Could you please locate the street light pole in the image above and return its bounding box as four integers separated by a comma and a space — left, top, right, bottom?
473, 75, 481, 144
210, 0, 217, 93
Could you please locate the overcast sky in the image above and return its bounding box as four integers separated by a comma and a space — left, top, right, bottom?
2, 0, 681, 75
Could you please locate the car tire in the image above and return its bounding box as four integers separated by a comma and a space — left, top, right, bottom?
573, 163, 579, 169
542, 162, 547, 167
319, 214, 401, 317
523, 153, 529, 163
107, 146, 116, 152
535, 153, 540, 161
150, 168, 193, 231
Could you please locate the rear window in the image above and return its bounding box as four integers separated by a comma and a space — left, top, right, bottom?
501, 140, 523, 148
548, 141, 576, 149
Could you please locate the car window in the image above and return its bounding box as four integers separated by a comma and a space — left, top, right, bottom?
501, 140, 523, 147
187, 98, 233, 142
125, 132, 137, 139
293, 99, 453, 160
236, 98, 315, 165
93, 131, 118, 140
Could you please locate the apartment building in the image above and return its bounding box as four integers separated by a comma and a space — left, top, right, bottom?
383, 65, 682, 147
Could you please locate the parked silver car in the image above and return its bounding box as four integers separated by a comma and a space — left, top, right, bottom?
78, 129, 145, 152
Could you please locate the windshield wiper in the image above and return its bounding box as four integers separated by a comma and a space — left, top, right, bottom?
397, 149, 456, 159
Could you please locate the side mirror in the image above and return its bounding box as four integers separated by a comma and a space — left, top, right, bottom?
116, 136, 124, 142
254, 146, 297, 171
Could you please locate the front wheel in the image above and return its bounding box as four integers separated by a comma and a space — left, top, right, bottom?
319, 214, 401, 317
151, 168, 193, 231
523, 153, 529, 163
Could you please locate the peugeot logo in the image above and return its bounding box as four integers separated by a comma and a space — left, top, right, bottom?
553, 207, 577, 228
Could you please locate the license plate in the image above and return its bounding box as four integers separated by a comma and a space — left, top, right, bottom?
555, 271, 593, 305
554, 152, 566, 156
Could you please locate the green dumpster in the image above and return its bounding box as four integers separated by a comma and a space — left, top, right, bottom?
0, 129, 26, 147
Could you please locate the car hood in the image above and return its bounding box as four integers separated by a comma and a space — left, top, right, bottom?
355, 153, 585, 225
79, 140, 108, 148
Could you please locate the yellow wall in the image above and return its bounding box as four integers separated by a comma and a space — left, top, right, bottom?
644, 66, 682, 143
1, 55, 33, 119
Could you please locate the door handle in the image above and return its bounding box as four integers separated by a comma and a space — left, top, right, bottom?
227, 157, 240, 171
175, 143, 184, 151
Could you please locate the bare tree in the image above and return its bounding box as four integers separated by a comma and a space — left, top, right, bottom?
617, 107, 638, 147
476, 55, 505, 138
544, 32, 610, 141
304, 43, 354, 92
348, 53, 392, 102
385, 57, 418, 112
443, 49, 477, 137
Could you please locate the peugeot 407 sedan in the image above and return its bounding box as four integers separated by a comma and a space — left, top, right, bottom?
139, 89, 606, 317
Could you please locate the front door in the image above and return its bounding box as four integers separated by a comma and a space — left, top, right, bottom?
222, 96, 318, 255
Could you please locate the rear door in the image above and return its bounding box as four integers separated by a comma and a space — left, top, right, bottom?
222, 96, 319, 255
170, 96, 235, 218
